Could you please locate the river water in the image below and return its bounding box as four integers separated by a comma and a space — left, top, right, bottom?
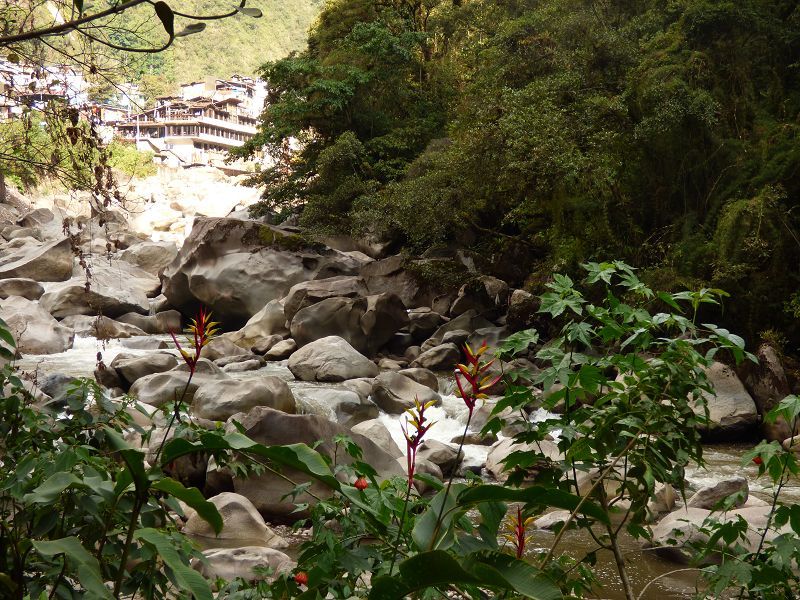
16, 335, 786, 599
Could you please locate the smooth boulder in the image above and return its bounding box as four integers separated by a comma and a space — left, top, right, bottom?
195, 547, 294, 583
0, 296, 73, 354
0, 277, 44, 300
192, 378, 295, 421
370, 371, 441, 414
0, 237, 72, 281
287, 336, 378, 382
695, 362, 758, 441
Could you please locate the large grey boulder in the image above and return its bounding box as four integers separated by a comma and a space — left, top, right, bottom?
192, 378, 296, 421
411, 343, 460, 371
361, 255, 458, 308
161, 218, 364, 326
129, 366, 225, 408
370, 371, 441, 414
687, 476, 748, 510
0, 277, 44, 300
694, 362, 758, 441
351, 419, 403, 458
61, 315, 146, 339
228, 300, 289, 349
407, 309, 447, 343
0, 296, 73, 354
195, 547, 294, 583
398, 367, 439, 392
119, 241, 178, 275
739, 343, 794, 441
230, 406, 405, 519
40, 260, 156, 318
265, 338, 297, 360
283, 276, 369, 322
287, 336, 378, 382
0, 237, 72, 281
423, 309, 494, 350
292, 387, 378, 427
289, 292, 408, 355
117, 310, 182, 335
450, 275, 510, 319
418, 440, 463, 476
111, 352, 178, 388
183, 492, 287, 550
485, 438, 562, 482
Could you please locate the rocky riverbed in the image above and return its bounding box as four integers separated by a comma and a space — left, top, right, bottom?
2, 167, 799, 597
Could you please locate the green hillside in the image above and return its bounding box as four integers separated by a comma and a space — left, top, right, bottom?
167, 0, 324, 81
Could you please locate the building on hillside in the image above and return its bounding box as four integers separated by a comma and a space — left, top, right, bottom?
0, 59, 89, 120
113, 76, 267, 171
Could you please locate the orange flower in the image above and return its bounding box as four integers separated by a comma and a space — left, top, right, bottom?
294, 571, 308, 586
354, 476, 368, 491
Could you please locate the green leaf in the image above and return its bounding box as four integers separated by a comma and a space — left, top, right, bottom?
32, 537, 112, 599
369, 550, 561, 599
176, 22, 207, 37
23, 472, 83, 504
135, 528, 213, 600
411, 485, 464, 551
0, 320, 15, 348
73, 0, 84, 14
153, 1, 174, 37
456, 485, 609, 524
237, 6, 263, 17
105, 427, 148, 492
152, 478, 222, 535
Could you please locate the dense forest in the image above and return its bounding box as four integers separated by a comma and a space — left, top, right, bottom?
238, 0, 800, 347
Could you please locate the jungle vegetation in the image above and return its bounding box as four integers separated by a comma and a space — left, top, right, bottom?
238, 0, 800, 347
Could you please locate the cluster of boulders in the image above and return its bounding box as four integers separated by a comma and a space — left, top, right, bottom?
6, 187, 800, 581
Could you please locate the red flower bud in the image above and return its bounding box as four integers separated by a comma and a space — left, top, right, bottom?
753, 456, 763, 465
294, 571, 308, 586
354, 476, 368, 491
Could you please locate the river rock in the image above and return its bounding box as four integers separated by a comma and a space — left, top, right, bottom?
117, 310, 182, 335
161, 217, 364, 326
249, 334, 283, 355
370, 371, 441, 414
200, 335, 250, 362
129, 369, 225, 407
292, 387, 378, 427
424, 309, 494, 349
351, 419, 403, 458
738, 343, 794, 440
61, 315, 146, 339
265, 338, 297, 360
694, 362, 758, 441
0, 296, 74, 354
119, 337, 170, 350
398, 367, 439, 392
230, 406, 404, 519
282, 275, 369, 322
111, 352, 178, 388
221, 359, 263, 373
289, 293, 408, 355
0, 237, 72, 281
535, 510, 571, 531
214, 354, 264, 368
407, 309, 447, 343
192, 378, 295, 421
687, 476, 748, 510
411, 343, 460, 371
119, 241, 178, 275
195, 546, 295, 583
450, 275, 510, 319
361, 255, 455, 308
341, 377, 374, 402
287, 336, 378, 382
228, 300, 289, 349
183, 492, 287, 550
0, 277, 44, 300
506, 289, 540, 332
485, 438, 562, 482
418, 440, 463, 476
441, 329, 470, 347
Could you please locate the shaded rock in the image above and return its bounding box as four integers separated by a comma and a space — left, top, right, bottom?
161, 218, 363, 325
687, 476, 748, 510
282, 275, 368, 322
425, 309, 494, 349
351, 419, 403, 458
201, 335, 249, 362
695, 362, 758, 441
287, 336, 378, 382
450, 275, 510, 319
398, 367, 439, 392
451, 431, 497, 446
61, 315, 146, 339
0, 277, 43, 300
265, 338, 297, 360
441, 329, 470, 346
119, 241, 178, 275
418, 440, 463, 476
120, 337, 169, 350
341, 377, 374, 402
228, 300, 289, 349
117, 310, 182, 335
129, 370, 225, 407
535, 510, 571, 531
231, 407, 404, 519
407, 309, 446, 343
184, 492, 287, 550
370, 371, 441, 414
485, 438, 562, 482
250, 334, 284, 355
221, 359, 264, 373
738, 343, 794, 441
506, 289, 540, 332
467, 326, 509, 352
293, 387, 377, 427
192, 378, 295, 421
411, 343, 460, 371
195, 547, 294, 583
0, 237, 72, 281
0, 296, 73, 354
112, 352, 178, 387
378, 357, 404, 370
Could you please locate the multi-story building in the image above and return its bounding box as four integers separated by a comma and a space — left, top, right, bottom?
114, 76, 266, 170
0, 59, 89, 120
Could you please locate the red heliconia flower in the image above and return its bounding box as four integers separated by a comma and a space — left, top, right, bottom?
455, 341, 502, 418
753, 456, 763, 466
170, 306, 219, 376
401, 396, 436, 490
354, 476, 368, 491
503, 505, 535, 559
294, 571, 308, 586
